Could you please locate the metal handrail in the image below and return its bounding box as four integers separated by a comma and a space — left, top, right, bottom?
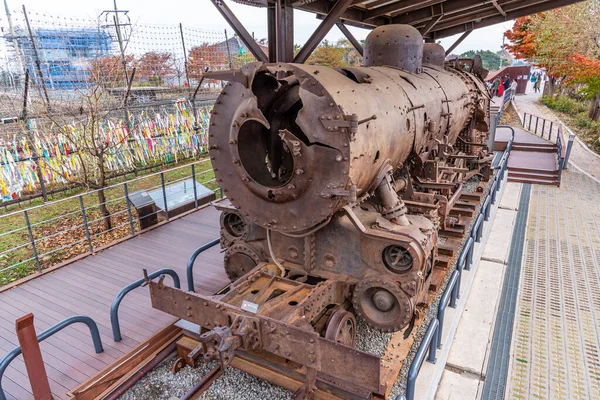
402, 318, 440, 400
186, 239, 220, 292
110, 268, 181, 342
522, 112, 558, 141
436, 271, 459, 350
398, 135, 511, 400
0, 162, 219, 284
0, 315, 103, 400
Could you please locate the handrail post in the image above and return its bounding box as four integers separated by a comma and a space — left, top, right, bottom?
23, 210, 41, 273
549, 121, 553, 140
564, 134, 575, 169
160, 172, 169, 221
187, 239, 220, 292
522, 113, 526, 128
534, 117, 539, 136
192, 164, 198, 209
542, 119, 546, 137
436, 271, 458, 349
124, 182, 135, 236
111, 268, 181, 342
79, 195, 93, 253
0, 314, 103, 400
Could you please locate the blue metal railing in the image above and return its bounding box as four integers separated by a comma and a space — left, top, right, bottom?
0, 315, 103, 400
399, 130, 513, 400
436, 271, 459, 350
402, 318, 440, 400
186, 239, 220, 292
110, 268, 181, 342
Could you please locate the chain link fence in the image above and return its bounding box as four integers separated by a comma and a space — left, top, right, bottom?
0, 7, 264, 204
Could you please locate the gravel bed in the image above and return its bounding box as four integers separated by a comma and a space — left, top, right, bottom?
463, 176, 481, 193
355, 316, 394, 357
120, 354, 292, 400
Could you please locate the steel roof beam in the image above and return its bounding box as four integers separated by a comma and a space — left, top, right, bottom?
419, 13, 443, 35
444, 29, 471, 55
431, 0, 583, 38
297, 0, 389, 27
336, 22, 364, 56
364, 0, 445, 20
210, 0, 268, 63
294, 0, 354, 63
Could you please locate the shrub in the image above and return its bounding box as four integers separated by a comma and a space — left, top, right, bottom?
575, 112, 593, 129
554, 95, 587, 115
541, 96, 556, 108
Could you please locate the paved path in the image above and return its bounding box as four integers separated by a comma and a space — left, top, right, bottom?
512, 90, 600, 181
0, 207, 227, 400
506, 168, 600, 399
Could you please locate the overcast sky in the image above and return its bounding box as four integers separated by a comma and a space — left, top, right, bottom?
1, 0, 515, 56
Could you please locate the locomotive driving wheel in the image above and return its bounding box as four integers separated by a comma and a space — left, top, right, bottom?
223, 243, 263, 282
325, 309, 356, 347
352, 275, 413, 332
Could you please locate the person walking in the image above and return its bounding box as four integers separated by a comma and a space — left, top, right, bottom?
492, 76, 501, 96
530, 73, 538, 93
503, 75, 511, 91
534, 73, 542, 93
510, 78, 518, 100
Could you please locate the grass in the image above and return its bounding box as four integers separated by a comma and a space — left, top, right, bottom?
540, 95, 600, 154
0, 157, 217, 286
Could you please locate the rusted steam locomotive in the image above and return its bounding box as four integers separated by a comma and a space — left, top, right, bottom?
149, 24, 491, 396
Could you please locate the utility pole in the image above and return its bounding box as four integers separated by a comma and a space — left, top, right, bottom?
23, 5, 51, 112
499, 34, 506, 70
3, 0, 25, 78
101, 1, 131, 125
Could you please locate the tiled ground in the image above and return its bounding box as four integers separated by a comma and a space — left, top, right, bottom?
506, 168, 600, 399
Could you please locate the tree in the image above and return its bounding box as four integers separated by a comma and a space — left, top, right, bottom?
188, 43, 229, 79
88, 55, 135, 88
504, 1, 600, 119
136, 52, 174, 85
459, 50, 509, 71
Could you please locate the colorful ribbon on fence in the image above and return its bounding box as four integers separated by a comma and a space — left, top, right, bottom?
0, 100, 212, 202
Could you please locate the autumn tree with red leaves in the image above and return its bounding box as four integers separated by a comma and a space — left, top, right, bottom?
503, 1, 600, 120
136, 52, 174, 85
187, 43, 229, 80
88, 55, 135, 87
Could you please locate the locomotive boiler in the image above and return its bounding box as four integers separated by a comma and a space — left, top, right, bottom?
148, 26, 492, 395
208, 25, 491, 332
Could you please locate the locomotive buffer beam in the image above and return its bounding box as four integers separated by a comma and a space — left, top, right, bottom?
147, 275, 385, 398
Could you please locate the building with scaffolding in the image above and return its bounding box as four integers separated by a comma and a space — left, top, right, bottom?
4, 27, 112, 90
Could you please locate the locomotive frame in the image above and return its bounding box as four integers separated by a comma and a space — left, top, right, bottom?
146, 20, 495, 399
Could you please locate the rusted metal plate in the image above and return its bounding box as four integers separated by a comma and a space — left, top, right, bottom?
16, 314, 52, 400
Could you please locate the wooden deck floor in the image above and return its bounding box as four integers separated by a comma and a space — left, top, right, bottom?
0, 206, 228, 400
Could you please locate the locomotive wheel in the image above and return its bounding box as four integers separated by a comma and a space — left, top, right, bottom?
352, 275, 413, 332
325, 309, 356, 347
223, 243, 262, 282
382, 245, 413, 273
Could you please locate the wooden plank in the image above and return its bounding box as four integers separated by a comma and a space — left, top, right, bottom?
68, 324, 181, 400
0, 207, 233, 399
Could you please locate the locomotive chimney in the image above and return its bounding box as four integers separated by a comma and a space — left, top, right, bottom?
363, 24, 423, 74
423, 43, 446, 68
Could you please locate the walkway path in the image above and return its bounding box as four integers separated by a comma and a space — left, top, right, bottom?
512, 90, 600, 181
505, 168, 600, 399
0, 206, 227, 400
